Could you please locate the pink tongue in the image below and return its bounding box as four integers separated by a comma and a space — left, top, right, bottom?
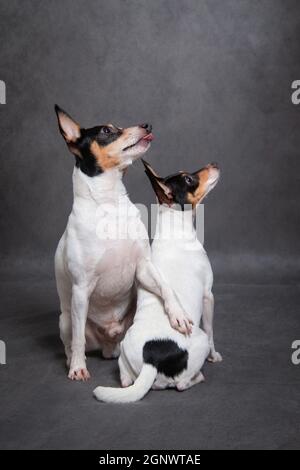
143, 133, 154, 142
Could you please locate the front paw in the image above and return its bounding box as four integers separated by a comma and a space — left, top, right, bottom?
208, 352, 222, 363
68, 367, 91, 381
68, 356, 90, 381
168, 308, 193, 335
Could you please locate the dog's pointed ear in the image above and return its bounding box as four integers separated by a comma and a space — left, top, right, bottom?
142, 160, 173, 205
54, 105, 81, 143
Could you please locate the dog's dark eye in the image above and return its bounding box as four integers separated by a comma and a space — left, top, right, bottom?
184, 175, 193, 185
101, 126, 111, 135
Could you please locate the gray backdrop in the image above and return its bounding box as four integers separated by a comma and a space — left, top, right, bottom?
0, 0, 299, 282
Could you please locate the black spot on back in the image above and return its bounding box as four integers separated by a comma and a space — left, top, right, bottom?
143, 339, 188, 378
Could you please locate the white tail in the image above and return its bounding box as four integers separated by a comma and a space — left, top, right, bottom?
93, 364, 157, 403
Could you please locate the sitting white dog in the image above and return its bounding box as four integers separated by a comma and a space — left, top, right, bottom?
54, 107, 192, 381
94, 160, 222, 402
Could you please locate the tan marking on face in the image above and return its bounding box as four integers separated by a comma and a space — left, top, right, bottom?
109, 127, 145, 155
90, 141, 121, 170
186, 168, 210, 207
121, 127, 134, 140
91, 125, 150, 171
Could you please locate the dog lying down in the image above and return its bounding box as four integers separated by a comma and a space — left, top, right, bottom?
94, 160, 222, 403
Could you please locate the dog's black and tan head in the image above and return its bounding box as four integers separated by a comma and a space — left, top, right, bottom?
142, 160, 220, 209
55, 105, 153, 177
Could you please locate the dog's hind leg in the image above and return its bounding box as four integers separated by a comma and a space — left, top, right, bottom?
59, 310, 72, 367
68, 284, 91, 381
102, 342, 120, 359
119, 355, 134, 387
176, 371, 205, 391
202, 291, 222, 363
56, 249, 73, 367
176, 330, 209, 391
152, 376, 172, 390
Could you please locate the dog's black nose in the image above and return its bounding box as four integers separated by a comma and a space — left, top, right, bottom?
210, 162, 219, 169
140, 123, 152, 133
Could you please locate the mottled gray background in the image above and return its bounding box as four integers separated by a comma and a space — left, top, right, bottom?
0, 0, 299, 282
0, 0, 300, 450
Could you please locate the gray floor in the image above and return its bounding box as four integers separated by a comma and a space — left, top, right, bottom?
0, 276, 300, 450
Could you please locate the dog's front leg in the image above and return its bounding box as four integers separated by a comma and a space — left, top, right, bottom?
136, 258, 193, 334
69, 284, 90, 381
202, 292, 222, 363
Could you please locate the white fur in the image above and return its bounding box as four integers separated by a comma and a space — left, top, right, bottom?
94, 204, 222, 402
55, 166, 191, 380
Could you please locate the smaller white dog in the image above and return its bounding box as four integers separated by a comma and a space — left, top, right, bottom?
94, 160, 222, 403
